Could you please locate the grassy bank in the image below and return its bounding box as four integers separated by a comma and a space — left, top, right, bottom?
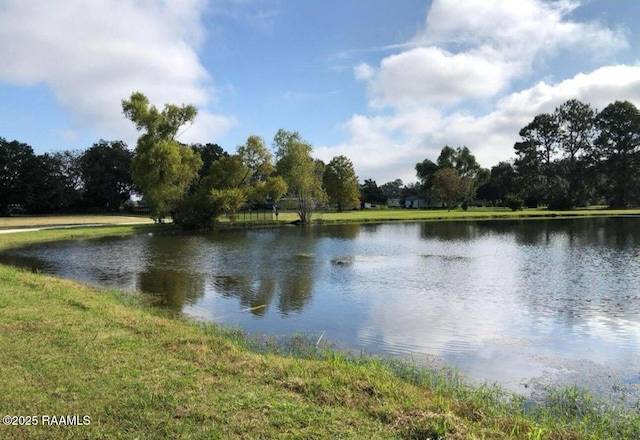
1, 223, 639, 439
222, 206, 640, 226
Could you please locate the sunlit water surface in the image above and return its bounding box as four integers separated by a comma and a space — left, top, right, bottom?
2, 217, 640, 401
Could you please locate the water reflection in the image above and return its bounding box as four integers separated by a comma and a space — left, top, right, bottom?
1, 218, 640, 398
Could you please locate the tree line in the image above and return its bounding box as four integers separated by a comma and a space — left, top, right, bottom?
121, 92, 361, 227
1, 92, 363, 226
3, 94, 638, 223
0, 138, 134, 215
362, 98, 640, 211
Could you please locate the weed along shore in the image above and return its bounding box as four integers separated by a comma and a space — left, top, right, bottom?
1, 217, 640, 439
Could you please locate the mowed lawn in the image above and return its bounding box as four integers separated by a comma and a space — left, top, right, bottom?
0, 214, 154, 229
248, 206, 640, 225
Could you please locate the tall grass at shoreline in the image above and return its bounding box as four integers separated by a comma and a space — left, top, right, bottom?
1, 219, 639, 438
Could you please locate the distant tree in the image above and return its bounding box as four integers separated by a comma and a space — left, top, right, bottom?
380, 179, 404, 200
595, 100, 640, 207
323, 155, 360, 212
122, 92, 202, 221
476, 161, 516, 205
274, 129, 325, 223
313, 159, 326, 187
25, 153, 75, 213
419, 145, 487, 207
436, 146, 457, 169
203, 155, 250, 221
518, 113, 559, 199
430, 168, 464, 211
53, 150, 84, 193
205, 155, 249, 190
0, 138, 38, 214
359, 178, 386, 204
254, 176, 288, 207
555, 99, 597, 206
415, 158, 438, 190
401, 182, 420, 200
237, 135, 274, 185
79, 140, 134, 212
191, 143, 227, 179
513, 100, 595, 208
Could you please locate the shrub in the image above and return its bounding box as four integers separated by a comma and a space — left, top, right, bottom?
503, 193, 524, 211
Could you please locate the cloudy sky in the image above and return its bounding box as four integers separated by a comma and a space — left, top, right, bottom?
1, 0, 639, 183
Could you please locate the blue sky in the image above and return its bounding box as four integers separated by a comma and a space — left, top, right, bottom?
1, 0, 639, 183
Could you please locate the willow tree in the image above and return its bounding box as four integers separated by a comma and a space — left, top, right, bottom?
122, 92, 202, 221
274, 129, 325, 224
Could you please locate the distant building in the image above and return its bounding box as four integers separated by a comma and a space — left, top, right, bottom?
387, 198, 402, 208
404, 196, 441, 209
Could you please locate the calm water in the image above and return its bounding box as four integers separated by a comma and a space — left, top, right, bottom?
3, 217, 640, 399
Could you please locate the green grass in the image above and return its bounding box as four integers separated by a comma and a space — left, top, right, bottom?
220, 206, 640, 227
0, 221, 639, 438
0, 214, 154, 229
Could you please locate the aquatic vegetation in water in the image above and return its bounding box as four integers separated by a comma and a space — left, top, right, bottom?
331, 255, 355, 266
421, 254, 471, 261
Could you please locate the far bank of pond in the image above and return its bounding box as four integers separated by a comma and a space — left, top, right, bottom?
2, 216, 639, 406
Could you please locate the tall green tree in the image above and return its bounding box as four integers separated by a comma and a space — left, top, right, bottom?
26, 153, 75, 213
415, 158, 438, 191
380, 179, 404, 200
274, 129, 325, 224
237, 135, 274, 185
191, 143, 227, 179
0, 138, 38, 214
517, 113, 559, 202
555, 99, 597, 206
359, 179, 386, 205
79, 140, 134, 212
476, 161, 516, 206
323, 155, 360, 212
122, 92, 202, 221
595, 100, 640, 207
418, 145, 487, 207
53, 150, 84, 194
430, 168, 464, 211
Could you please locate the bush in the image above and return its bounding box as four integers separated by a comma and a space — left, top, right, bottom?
503, 193, 524, 211
547, 195, 574, 211
173, 193, 220, 229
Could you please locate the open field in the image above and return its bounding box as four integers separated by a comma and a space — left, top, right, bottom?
1, 224, 639, 438
0, 214, 154, 229
312, 206, 640, 222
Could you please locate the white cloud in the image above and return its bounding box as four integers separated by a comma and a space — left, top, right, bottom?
421, 0, 627, 60
179, 111, 238, 145
444, 65, 640, 166
0, 0, 234, 145
364, 0, 628, 112
321, 64, 640, 182
353, 62, 374, 81
322, 0, 633, 182
369, 46, 518, 108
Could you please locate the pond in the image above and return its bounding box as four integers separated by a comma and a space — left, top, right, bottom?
2, 217, 640, 401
